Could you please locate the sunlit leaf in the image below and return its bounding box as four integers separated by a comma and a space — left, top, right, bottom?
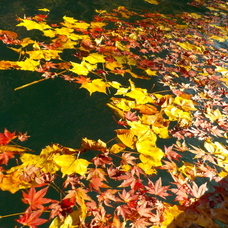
17, 59, 40, 71
84, 53, 106, 64
143, 0, 159, 5
80, 79, 109, 95
54, 155, 90, 176
115, 129, 137, 149
70, 61, 96, 75
177, 42, 205, 53
109, 143, 126, 154
17, 19, 51, 31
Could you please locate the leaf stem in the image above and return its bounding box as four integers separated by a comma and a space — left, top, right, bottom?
0, 212, 24, 219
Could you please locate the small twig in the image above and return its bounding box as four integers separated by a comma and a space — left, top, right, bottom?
14, 78, 49, 91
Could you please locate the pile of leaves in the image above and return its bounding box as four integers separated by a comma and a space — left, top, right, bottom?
0, 0, 228, 227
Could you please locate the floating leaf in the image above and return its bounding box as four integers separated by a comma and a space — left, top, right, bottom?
80, 79, 109, 95
54, 155, 90, 176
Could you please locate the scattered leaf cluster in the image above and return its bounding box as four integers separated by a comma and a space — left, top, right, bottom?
0, 0, 228, 227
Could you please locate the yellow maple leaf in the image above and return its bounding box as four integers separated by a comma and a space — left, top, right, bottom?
137, 162, 157, 175
90, 22, 107, 28
143, 0, 159, 5
80, 79, 108, 95
128, 121, 157, 142
205, 108, 223, 122
54, 27, 74, 35
105, 61, 123, 71
115, 129, 137, 149
109, 143, 126, 154
126, 81, 154, 104
215, 66, 228, 77
26, 50, 61, 60
174, 96, 197, 111
83, 53, 106, 64
136, 139, 163, 157
38, 8, 50, 12
160, 205, 183, 228
0, 170, 30, 193
138, 148, 163, 166
70, 61, 96, 75
164, 105, 192, 126
145, 69, 158, 76
54, 155, 90, 176
17, 19, 51, 31
16, 59, 40, 71
177, 42, 205, 53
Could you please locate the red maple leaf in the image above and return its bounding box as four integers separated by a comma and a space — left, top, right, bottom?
16, 208, 47, 228
0, 151, 15, 165
74, 75, 91, 84
0, 128, 16, 145
49, 198, 75, 219
22, 187, 52, 210
145, 178, 171, 199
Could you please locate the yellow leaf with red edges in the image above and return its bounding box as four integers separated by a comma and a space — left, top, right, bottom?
80, 79, 108, 95
54, 155, 90, 176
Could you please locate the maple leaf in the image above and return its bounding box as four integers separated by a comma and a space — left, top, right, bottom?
17, 59, 40, 71
49, 198, 75, 220
81, 137, 107, 151
124, 111, 138, 121
16, 208, 47, 228
145, 178, 171, 199
131, 217, 152, 228
109, 143, 126, 154
22, 186, 52, 210
54, 155, 90, 176
89, 177, 110, 192
18, 131, 30, 142
0, 151, 15, 165
0, 128, 16, 145
80, 78, 109, 95
97, 189, 119, 206
164, 145, 181, 161
189, 182, 208, 199
121, 153, 136, 166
